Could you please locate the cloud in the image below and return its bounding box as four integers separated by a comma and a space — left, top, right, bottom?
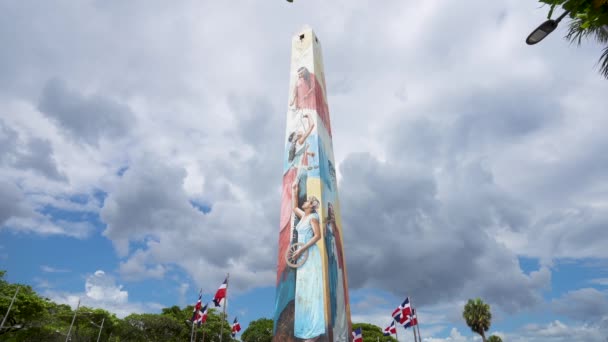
424, 328, 472, 342
0, 180, 31, 226
0, 119, 66, 181
0, 119, 19, 164
590, 278, 608, 286
46, 270, 162, 318
13, 138, 67, 181
3, 214, 95, 238
511, 319, 608, 342
339, 153, 549, 313
41, 265, 70, 273
100, 154, 277, 292
119, 249, 167, 281
552, 288, 608, 322
38, 78, 135, 146
86, 270, 128, 303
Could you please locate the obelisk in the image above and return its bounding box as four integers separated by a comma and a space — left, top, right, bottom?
273, 26, 352, 342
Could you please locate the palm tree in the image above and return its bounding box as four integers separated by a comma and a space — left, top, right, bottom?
488, 335, 503, 342
462, 298, 492, 342
566, 22, 608, 78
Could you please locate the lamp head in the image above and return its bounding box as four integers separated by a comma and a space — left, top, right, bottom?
526, 19, 558, 45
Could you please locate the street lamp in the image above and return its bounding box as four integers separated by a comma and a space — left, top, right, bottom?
526, 10, 570, 45
89, 318, 105, 342
55, 330, 71, 341
0, 287, 20, 331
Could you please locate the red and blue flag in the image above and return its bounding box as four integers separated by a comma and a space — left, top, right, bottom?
352, 327, 363, 342
392, 297, 412, 324
213, 278, 227, 307
383, 320, 397, 336
231, 317, 241, 337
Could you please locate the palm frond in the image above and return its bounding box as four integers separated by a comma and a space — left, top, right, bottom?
566, 21, 608, 46
599, 45, 608, 79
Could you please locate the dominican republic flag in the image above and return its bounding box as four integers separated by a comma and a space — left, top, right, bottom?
352, 327, 363, 342
409, 307, 419, 327
190, 292, 203, 322
213, 278, 227, 307
200, 304, 208, 323
383, 320, 397, 336
402, 314, 413, 329
231, 317, 241, 337
193, 310, 203, 326
194, 303, 209, 326
392, 297, 412, 324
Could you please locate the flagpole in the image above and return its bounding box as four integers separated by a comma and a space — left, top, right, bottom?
415, 311, 422, 342
394, 318, 398, 342
410, 297, 422, 342
409, 297, 418, 342
0, 286, 19, 331
190, 319, 195, 342
219, 273, 229, 342
65, 298, 81, 342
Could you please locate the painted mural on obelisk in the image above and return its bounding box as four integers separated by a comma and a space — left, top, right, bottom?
274, 26, 352, 342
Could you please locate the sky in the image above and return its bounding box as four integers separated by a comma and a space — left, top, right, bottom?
1, 0, 608, 341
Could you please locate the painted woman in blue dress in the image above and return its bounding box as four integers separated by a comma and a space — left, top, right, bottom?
291, 182, 325, 341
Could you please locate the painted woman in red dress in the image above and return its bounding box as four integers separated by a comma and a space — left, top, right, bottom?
290, 66, 332, 137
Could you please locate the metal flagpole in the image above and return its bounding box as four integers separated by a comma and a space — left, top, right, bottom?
191, 288, 202, 342
95, 318, 105, 342
0, 286, 19, 331
65, 298, 81, 342
415, 310, 422, 342
409, 296, 418, 342
219, 273, 229, 342
190, 318, 195, 342
410, 297, 422, 342
201, 301, 208, 342
394, 318, 398, 342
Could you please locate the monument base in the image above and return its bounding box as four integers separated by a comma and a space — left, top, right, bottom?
273, 300, 331, 342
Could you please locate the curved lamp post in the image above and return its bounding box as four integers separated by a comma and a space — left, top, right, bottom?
90, 318, 105, 342
526, 10, 570, 45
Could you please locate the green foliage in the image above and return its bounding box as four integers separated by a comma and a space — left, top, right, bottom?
241, 318, 273, 342
536, 0, 608, 78
539, 0, 608, 27
0, 270, 240, 341
488, 335, 503, 342
352, 322, 399, 342
463, 298, 492, 342
0, 271, 53, 338
119, 313, 186, 342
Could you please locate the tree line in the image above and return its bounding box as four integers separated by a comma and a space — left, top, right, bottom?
0, 271, 234, 341
0, 270, 394, 342
2, 270, 505, 341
